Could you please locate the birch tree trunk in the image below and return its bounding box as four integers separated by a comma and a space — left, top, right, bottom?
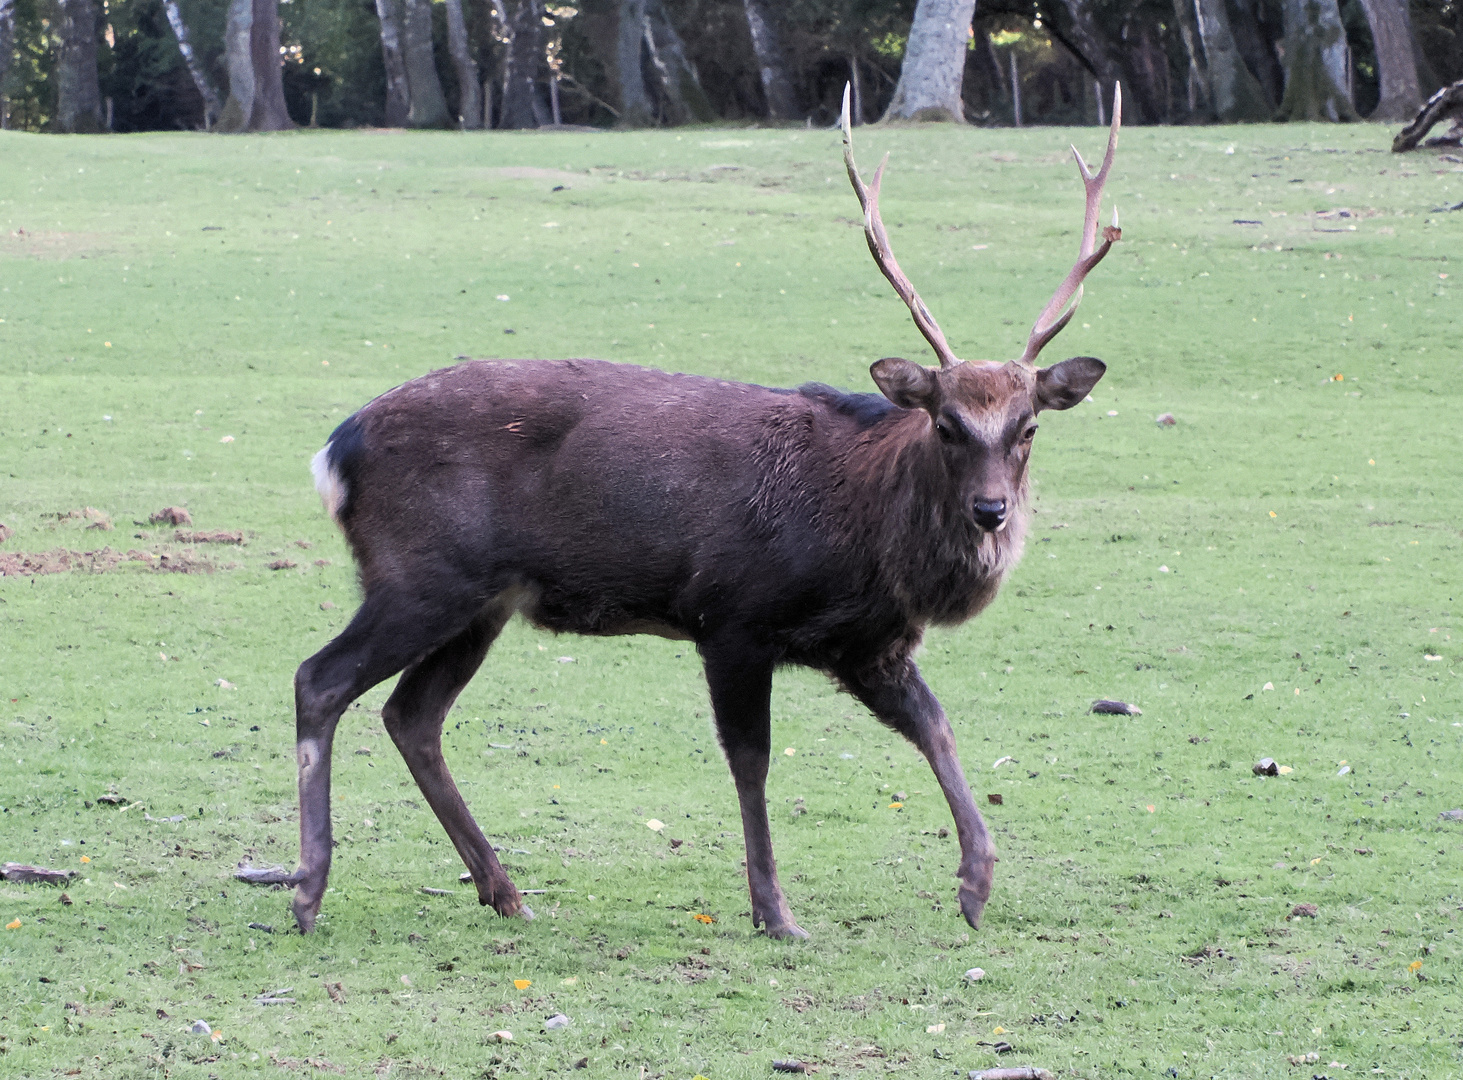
375, 0, 411, 126
1194, 0, 1271, 120
54, 0, 104, 133
615, 0, 652, 125
742, 0, 799, 120
500, 0, 547, 128
402, 0, 450, 127
443, 0, 481, 128
882, 0, 976, 122
1357, 0, 1420, 121
1277, 0, 1355, 121
160, 0, 221, 127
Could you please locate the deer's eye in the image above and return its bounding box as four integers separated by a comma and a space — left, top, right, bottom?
1022, 424, 1039, 441
935, 420, 956, 444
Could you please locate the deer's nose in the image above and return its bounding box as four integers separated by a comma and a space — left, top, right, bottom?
972, 499, 1007, 532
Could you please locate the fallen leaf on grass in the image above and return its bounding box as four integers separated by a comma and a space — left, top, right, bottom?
1409, 960, 1423, 974
488, 1030, 514, 1043
544, 1013, 570, 1030
964, 967, 986, 981
645, 819, 665, 833
693, 913, 715, 924
926, 1022, 946, 1033
1278, 765, 1294, 775
189, 1020, 211, 1035
5, 918, 20, 930
514, 978, 532, 990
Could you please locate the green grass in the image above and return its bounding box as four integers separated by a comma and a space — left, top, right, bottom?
0, 121, 1460, 1079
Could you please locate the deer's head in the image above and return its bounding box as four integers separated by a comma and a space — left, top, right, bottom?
843, 85, 1122, 533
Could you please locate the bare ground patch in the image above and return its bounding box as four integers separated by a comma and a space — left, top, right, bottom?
0, 545, 222, 577
3, 228, 111, 261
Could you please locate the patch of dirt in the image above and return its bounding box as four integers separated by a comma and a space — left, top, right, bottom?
176, 530, 243, 544
491, 166, 585, 183
0, 522, 12, 543
3, 228, 110, 261
0, 546, 218, 577
55, 507, 113, 531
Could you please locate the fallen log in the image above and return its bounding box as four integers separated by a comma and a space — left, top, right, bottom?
1393, 78, 1463, 152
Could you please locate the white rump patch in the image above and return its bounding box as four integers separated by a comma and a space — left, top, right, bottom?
311, 443, 346, 522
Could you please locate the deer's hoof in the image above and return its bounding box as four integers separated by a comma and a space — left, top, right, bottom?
958, 885, 987, 930
763, 921, 810, 940
291, 896, 321, 934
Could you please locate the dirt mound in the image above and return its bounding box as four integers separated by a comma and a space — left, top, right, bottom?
150, 506, 192, 526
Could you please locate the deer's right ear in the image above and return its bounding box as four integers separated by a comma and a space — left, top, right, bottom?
871, 358, 941, 412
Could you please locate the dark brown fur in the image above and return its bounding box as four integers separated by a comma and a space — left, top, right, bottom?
241, 351, 1105, 937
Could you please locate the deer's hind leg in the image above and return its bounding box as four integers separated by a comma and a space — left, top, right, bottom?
380, 600, 529, 919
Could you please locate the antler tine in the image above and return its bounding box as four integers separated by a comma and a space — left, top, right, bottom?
842, 84, 959, 370
1018, 83, 1123, 368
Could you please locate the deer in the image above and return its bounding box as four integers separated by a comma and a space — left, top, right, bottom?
238, 85, 1123, 939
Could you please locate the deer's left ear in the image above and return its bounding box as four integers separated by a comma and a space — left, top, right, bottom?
1035, 356, 1106, 412
871, 358, 941, 413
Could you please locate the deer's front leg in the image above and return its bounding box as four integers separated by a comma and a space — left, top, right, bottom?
703, 647, 808, 940
842, 659, 996, 929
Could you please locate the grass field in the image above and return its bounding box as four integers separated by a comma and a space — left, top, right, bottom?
1, 119, 1460, 1080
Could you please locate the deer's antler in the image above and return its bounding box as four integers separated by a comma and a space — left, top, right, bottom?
842, 84, 959, 370
1018, 83, 1123, 368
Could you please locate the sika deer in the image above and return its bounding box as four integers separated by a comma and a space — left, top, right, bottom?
239, 85, 1124, 938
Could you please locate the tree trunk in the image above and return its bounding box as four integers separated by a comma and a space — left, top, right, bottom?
500, 0, 547, 128
0, 0, 17, 122
1122, 21, 1172, 123
1055, 0, 1122, 126
882, 0, 976, 122
160, 0, 221, 127
1170, 0, 1210, 119
375, 0, 411, 126
443, 0, 481, 128
1194, 0, 1272, 120
742, 0, 799, 120
1228, 0, 1285, 107
218, 0, 293, 131
1278, 0, 1355, 121
645, 0, 714, 123
217, 0, 255, 131
1357, 0, 1420, 122
247, 0, 292, 129
402, 0, 450, 127
615, 0, 652, 125
54, 0, 104, 133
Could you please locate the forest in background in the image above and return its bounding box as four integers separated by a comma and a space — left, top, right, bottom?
0, 0, 1461, 134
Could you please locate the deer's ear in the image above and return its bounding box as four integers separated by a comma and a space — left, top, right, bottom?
871, 358, 941, 412
1035, 356, 1106, 412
